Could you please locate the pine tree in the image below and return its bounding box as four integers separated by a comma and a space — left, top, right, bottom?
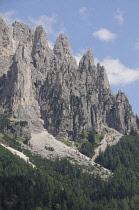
88, 130, 95, 145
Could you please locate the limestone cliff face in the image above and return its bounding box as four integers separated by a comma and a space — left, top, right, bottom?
0, 15, 137, 138
106, 91, 137, 134
0, 17, 43, 132
0, 15, 13, 56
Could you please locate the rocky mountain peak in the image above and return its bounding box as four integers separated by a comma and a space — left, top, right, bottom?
116, 90, 127, 102
79, 49, 95, 72
12, 21, 34, 45
0, 14, 5, 24
85, 48, 95, 61
96, 63, 111, 91
31, 25, 53, 76
0, 15, 12, 56
53, 33, 72, 59
0, 16, 137, 139
33, 25, 49, 50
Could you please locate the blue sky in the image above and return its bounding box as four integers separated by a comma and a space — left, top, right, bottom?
1, 0, 139, 115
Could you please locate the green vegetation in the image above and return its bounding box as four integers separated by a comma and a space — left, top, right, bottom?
14, 120, 28, 127
77, 131, 89, 138
0, 111, 139, 209
58, 139, 73, 147
78, 131, 104, 144
79, 130, 95, 158
0, 111, 29, 147
1, 134, 139, 209
58, 132, 104, 158
95, 134, 104, 144
2, 133, 22, 151
58, 131, 104, 158
79, 141, 94, 158
95, 134, 139, 209
23, 137, 30, 145
0, 145, 96, 210
79, 131, 104, 158
88, 130, 95, 144
0, 114, 10, 131
0, 110, 28, 128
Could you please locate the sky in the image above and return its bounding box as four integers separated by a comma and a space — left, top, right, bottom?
0, 0, 139, 116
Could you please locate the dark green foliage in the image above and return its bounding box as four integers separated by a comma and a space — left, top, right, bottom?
88, 130, 95, 144
1, 134, 139, 209
0, 115, 10, 131
23, 137, 30, 145
96, 134, 139, 172
0, 145, 95, 209
96, 134, 139, 203
79, 141, 94, 158
15, 121, 28, 127
3, 133, 22, 151
79, 130, 95, 158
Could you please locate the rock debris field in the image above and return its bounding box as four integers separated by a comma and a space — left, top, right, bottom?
0, 127, 123, 179
29, 128, 123, 178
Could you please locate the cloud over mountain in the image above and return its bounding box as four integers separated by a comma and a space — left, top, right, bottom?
93, 28, 116, 42
101, 57, 139, 85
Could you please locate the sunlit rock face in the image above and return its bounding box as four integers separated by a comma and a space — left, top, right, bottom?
0, 15, 137, 139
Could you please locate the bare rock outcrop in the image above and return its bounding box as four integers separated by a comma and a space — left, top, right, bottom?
0, 15, 137, 140
53, 33, 72, 59
106, 91, 137, 134
0, 15, 13, 56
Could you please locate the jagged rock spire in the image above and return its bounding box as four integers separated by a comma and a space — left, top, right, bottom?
116, 90, 127, 102
32, 25, 53, 72
0, 14, 12, 56
0, 14, 5, 23
79, 49, 95, 71
12, 21, 34, 45
53, 33, 71, 59
85, 48, 95, 63
96, 63, 111, 91
0, 16, 137, 137
33, 25, 48, 52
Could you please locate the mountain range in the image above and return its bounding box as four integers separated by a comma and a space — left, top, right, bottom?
1, 14, 139, 209
0, 15, 137, 143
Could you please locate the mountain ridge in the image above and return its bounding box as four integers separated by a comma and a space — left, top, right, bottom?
0, 15, 137, 141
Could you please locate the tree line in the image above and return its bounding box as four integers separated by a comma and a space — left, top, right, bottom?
1, 134, 139, 209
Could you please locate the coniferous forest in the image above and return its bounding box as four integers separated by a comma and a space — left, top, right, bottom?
0, 134, 139, 209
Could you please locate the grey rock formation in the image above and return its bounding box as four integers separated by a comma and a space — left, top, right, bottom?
0, 15, 12, 56
0, 16, 137, 139
0, 17, 43, 133
106, 91, 137, 134
12, 21, 34, 45
53, 33, 72, 60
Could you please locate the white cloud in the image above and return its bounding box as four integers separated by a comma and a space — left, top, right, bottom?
93, 28, 116, 42
114, 9, 124, 25
79, 7, 87, 15
2, 11, 21, 24
74, 51, 139, 86
100, 57, 139, 85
